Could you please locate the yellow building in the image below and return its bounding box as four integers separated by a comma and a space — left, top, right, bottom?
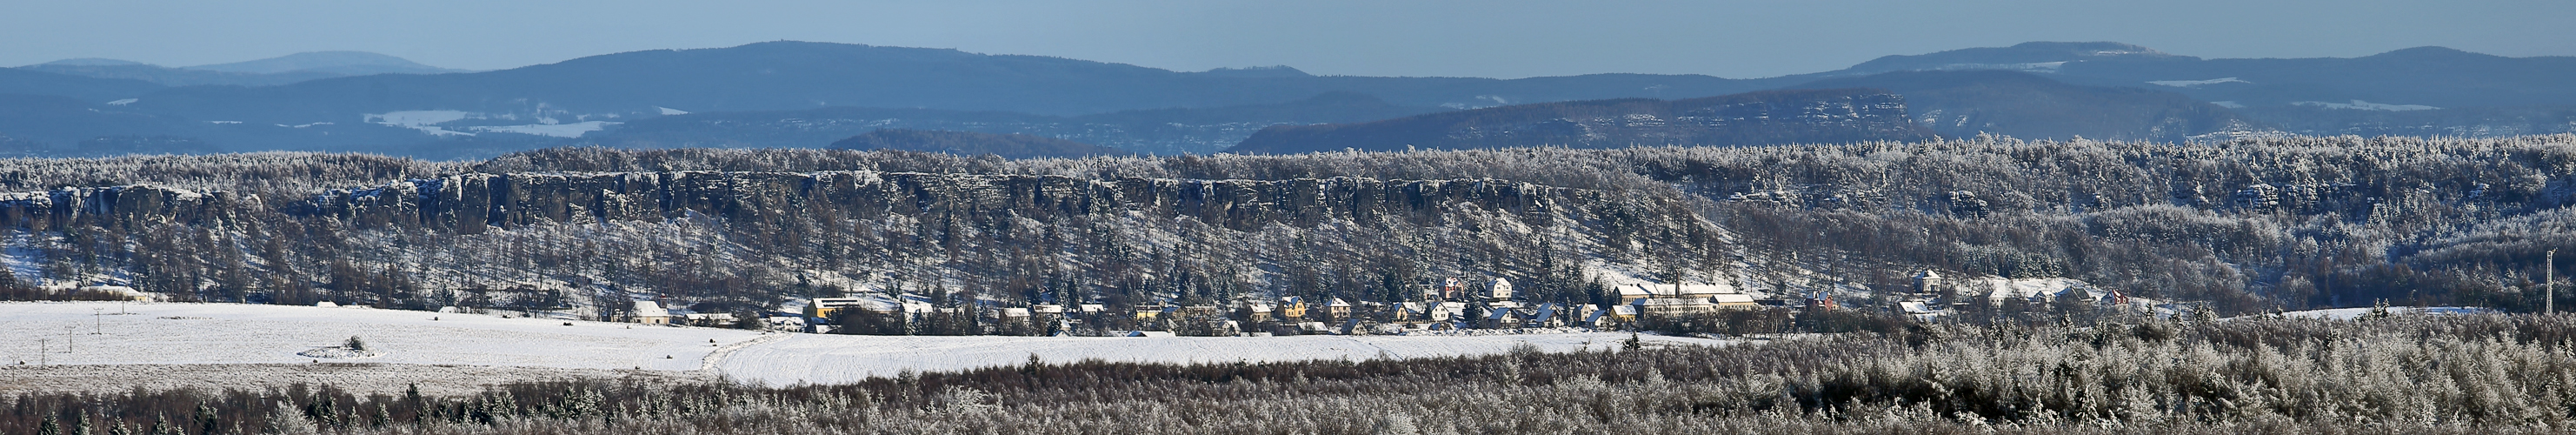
1276, 297, 1308, 319
804, 297, 871, 319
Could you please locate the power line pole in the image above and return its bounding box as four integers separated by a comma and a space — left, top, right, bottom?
2551, 249, 2559, 315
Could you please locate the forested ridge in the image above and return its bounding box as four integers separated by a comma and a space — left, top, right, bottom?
1, 134, 2573, 318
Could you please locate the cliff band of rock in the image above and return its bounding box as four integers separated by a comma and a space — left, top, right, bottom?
0, 185, 241, 231
0, 172, 1679, 236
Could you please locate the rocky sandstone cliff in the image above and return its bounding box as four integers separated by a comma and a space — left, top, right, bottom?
0, 185, 241, 231
0, 171, 1671, 238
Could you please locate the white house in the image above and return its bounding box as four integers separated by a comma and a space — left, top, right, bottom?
1615, 278, 1759, 311
1914, 270, 1944, 294
633, 300, 674, 325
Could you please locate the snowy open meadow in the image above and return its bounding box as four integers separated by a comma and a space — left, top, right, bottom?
0, 301, 777, 395
0, 301, 767, 370
0, 301, 1730, 393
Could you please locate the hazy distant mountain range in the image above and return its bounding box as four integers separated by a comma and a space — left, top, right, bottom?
582, 92, 1444, 155
829, 129, 1130, 158
1787, 70, 2251, 142
1230, 89, 1933, 153
0, 41, 2568, 158
20, 51, 469, 87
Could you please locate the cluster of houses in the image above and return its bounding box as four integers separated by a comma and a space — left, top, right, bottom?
1895, 271, 2150, 320
628, 299, 745, 326
601, 270, 2160, 336
776, 275, 1803, 336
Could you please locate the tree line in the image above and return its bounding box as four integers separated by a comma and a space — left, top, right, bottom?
10, 313, 2576, 433
3, 135, 2575, 318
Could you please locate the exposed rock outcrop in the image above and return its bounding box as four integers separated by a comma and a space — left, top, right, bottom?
287, 171, 1615, 234
0, 170, 1691, 243
0, 184, 238, 231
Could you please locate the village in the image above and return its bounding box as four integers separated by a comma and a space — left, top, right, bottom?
593, 270, 2172, 338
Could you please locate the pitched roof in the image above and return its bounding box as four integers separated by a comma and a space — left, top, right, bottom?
633, 300, 671, 318
1980, 277, 2105, 301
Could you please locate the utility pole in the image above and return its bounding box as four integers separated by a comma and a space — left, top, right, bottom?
93, 307, 103, 334
64, 326, 74, 353
2551, 249, 2559, 315
37, 339, 44, 365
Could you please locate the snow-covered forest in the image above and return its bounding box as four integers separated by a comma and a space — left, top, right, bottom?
10, 314, 2576, 433
3, 134, 2574, 319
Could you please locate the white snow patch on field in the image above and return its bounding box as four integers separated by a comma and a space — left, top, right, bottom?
0, 302, 765, 371
2254, 306, 2496, 321
719, 332, 1729, 386
363, 110, 471, 127
468, 121, 619, 137
0, 364, 715, 397
2293, 100, 2440, 111
2147, 77, 2249, 87
363, 110, 477, 136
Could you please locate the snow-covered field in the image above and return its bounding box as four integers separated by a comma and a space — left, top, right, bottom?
2293, 99, 2440, 111
2258, 306, 2497, 320
2147, 77, 2250, 88
0, 302, 768, 370
0, 363, 711, 396
719, 332, 1727, 386
0, 302, 1732, 393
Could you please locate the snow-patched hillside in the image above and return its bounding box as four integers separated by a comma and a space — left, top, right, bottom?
720, 332, 1727, 386
0, 301, 767, 370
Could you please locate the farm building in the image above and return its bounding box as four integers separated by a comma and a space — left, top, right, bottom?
633, 300, 673, 325
1974, 277, 2112, 307
804, 297, 869, 318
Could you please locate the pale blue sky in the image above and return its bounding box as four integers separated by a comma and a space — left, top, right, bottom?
5, 0, 2571, 78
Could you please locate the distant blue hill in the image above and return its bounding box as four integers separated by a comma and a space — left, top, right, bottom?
0, 40, 2568, 158
17, 51, 466, 88
183, 50, 465, 75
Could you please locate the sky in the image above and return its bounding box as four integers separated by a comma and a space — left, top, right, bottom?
5, 0, 2573, 79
